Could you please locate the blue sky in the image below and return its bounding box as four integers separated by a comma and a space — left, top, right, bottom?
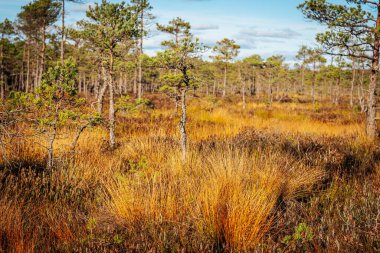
0, 0, 327, 62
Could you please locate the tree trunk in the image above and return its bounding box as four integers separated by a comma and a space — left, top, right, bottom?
301, 65, 305, 94
222, 64, 227, 97
26, 35, 31, 93
350, 58, 356, 108
21, 43, 26, 91
109, 53, 116, 149
0, 33, 4, 99
333, 77, 340, 105
47, 121, 57, 171
239, 67, 246, 109
34, 51, 39, 92
213, 79, 216, 96
312, 62, 316, 104
365, 5, 380, 139
251, 71, 257, 96
78, 73, 82, 93
268, 73, 273, 107
133, 41, 138, 96
137, 8, 144, 99
70, 123, 89, 152
47, 135, 55, 171
179, 89, 187, 161
39, 25, 46, 86
358, 67, 366, 112
256, 73, 261, 98
83, 73, 87, 99
98, 65, 108, 113
95, 64, 101, 98
61, 0, 65, 65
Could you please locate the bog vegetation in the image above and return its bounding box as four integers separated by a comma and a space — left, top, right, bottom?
0, 0, 379, 252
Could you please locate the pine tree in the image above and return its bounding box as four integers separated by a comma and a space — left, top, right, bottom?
0, 19, 14, 99
157, 18, 206, 161
60, 0, 85, 64
299, 0, 380, 139
212, 38, 240, 97
131, 0, 154, 99
78, 0, 138, 149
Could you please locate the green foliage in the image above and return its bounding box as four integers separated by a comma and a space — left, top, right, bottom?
212, 38, 240, 63
78, 0, 138, 54
33, 58, 101, 149
128, 156, 149, 172
298, 0, 375, 58
0, 19, 14, 38
113, 234, 124, 244
136, 98, 154, 109
7, 91, 34, 110
157, 17, 191, 48
17, 0, 60, 35
265, 55, 285, 68
116, 95, 136, 113
243, 54, 264, 68
38, 58, 78, 96
156, 18, 207, 95
116, 96, 154, 113
281, 223, 314, 247
33, 58, 81, 129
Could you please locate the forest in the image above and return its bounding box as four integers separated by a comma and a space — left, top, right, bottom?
0, 0, 379, 252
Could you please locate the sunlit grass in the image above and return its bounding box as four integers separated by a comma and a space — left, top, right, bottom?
0, 97, 377, 252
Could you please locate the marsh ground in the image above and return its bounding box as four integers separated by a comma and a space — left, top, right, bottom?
0, 95, 379, 252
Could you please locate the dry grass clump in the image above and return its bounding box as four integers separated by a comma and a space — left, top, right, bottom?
102, 143, 324, 251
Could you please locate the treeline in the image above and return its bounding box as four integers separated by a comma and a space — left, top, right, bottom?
0, 0, 378, 159
0, 0, 372, 103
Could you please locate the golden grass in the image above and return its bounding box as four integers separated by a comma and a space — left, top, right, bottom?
0, 98, 376, 252
100, 134, 325, 250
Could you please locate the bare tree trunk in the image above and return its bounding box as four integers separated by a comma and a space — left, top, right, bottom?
78, 73, 82, 93
34, 52, 39, 92
39, 26, 46, 86
350, 58, 357, 107
133, 41, 138, 96
213, 79, 216, 96
251, 71, 257, 96
268, 73, 273, 107
26, 35, 31, 93
98, 65, 108, 113
61, 0, 65, 65
47, 121, 57, 171
0, 33, 4, 99
365, 5, 380, 139
358, 84, 366, 113
109, 53, 116, 149
301, 65, 305, 94
312, 62, 316, 104
256, 74, 261, 98
83, 73, 87, 99
179, 89, 187, 161
333, 76, 340, 105
47, 135, 55, 171
21, 43, 26, 91
137, 8, 144, 99
70, 123, 89, 152
94, 65, 101, 98
358, 67, 366, 112
222, 64, 227, 97
239, 67, 246, 109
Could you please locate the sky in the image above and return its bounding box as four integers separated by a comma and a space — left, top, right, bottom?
0, 0, 328, 63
